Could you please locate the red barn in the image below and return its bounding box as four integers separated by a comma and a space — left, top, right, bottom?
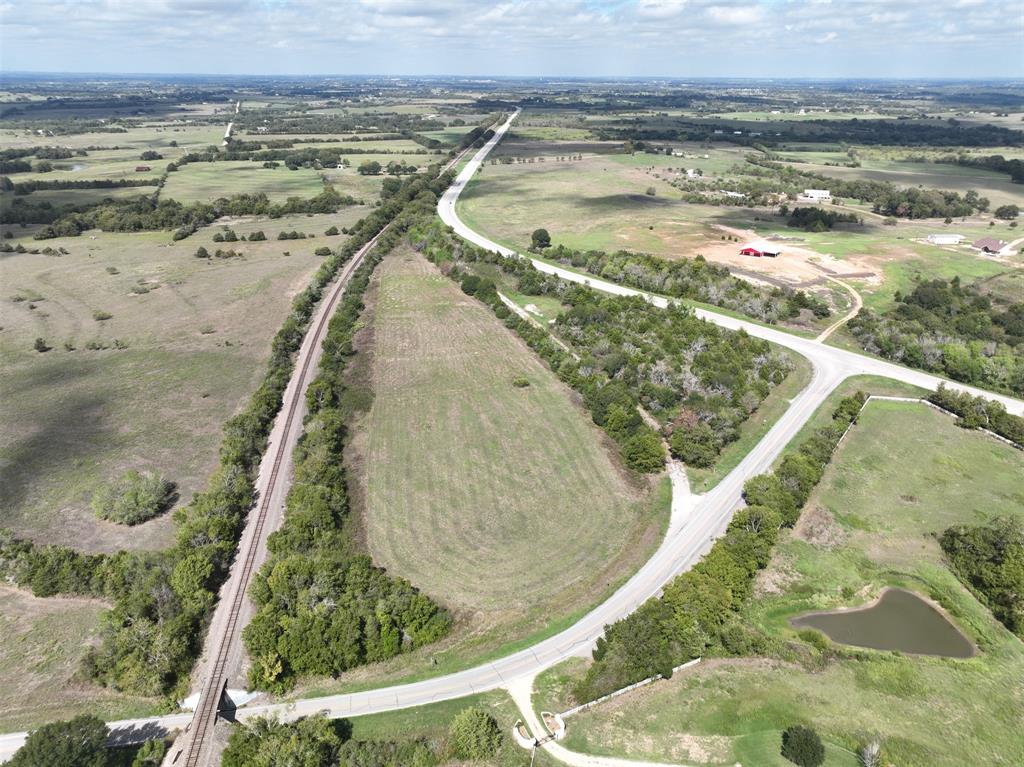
740, 243, 780, 258
135, 165, 151, 172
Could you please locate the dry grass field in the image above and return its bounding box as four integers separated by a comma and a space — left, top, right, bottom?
339, 248, 667, 674
0, 207, 365, 553
0, 586, 161, 731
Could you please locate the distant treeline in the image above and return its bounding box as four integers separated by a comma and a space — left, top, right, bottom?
3, 176, 160, 195
594, 116, 1024, 149
24, 187, 355, 239
745, 157, 991, 218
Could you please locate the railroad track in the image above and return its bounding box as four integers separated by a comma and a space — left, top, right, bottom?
172, 125, 496, 766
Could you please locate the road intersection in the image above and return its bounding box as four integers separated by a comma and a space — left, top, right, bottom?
1, 109, 1021, 765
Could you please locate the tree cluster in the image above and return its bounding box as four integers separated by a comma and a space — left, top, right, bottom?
573, 393, 867, 702
848, 277, 1024, 396
927, 384, 1024, 446
535, 244, 830, 325
940, 517, 1024, 638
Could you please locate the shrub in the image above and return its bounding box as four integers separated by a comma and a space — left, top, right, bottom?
91, 470, 173, 525
449, 708, 502, 760
512, 376, 530, 388
314, 246, 332, 256
33, 337, 49, 352
531, 228, 551, 250
325, 225, 339, 236
194, 246, 210, 259
9, 714, 108, 767
781, 725, 825, 767
92, 310, 112, 321
645, 186, 656, 196
249, 230, 267, 241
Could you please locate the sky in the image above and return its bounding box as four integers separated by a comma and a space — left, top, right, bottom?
1, 0, 1022, 79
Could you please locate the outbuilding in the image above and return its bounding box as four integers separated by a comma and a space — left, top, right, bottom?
740, 243, 781, 258
802, 189, 832, 201
135, 165, 151, 172
926, 233, 965, 245
972, 237, 1006, 254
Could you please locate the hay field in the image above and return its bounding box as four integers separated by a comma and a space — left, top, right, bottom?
349, 249, 665, 656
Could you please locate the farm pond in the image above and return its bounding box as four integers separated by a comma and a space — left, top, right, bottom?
791, 587, 976, 658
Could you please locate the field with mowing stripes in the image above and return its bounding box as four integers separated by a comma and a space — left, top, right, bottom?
339, 248, 666, 675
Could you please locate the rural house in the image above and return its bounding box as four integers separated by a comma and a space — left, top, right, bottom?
972, 237, 1006, 254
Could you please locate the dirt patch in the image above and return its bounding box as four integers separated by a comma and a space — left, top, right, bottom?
794, 506, 847, 549
754, 554, 801, 597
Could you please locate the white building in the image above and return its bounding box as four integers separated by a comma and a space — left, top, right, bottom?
686, 168, 701, 178
802, 189, 832, 201
926, 234, 965, 245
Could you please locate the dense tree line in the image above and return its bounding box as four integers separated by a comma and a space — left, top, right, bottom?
935, 153, 1024, 184
573, 393, 867, 702
534, 244, 831, 325
418, 223, 793, 472
243, 194, 450, 691
7, 177, 160, 195
27, 187, 356, 239
744, 157, 991, 218
0, 171, 456, 698
6, 714, 165, 767
848, 276, 1024, 396
940, 517, 1024, 638
927, 384, 1024, 446
222, 707, 510, 767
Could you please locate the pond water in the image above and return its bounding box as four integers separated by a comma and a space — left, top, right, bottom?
791, 588, 975, 658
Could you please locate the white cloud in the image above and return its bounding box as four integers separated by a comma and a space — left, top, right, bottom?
705, 5, 764, 25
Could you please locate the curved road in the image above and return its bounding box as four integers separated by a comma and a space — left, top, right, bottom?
1, 110, 1022, 764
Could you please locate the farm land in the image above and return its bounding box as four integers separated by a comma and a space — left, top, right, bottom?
541, 396, 1024, 767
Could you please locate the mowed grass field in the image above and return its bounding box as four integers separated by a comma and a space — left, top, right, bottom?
0, 587, 161, 731
0, 207, 365, 553
459, 152, 736, 256
336, 249, 666, 678
556, 399, 1024, 767
161, 161, 326, 204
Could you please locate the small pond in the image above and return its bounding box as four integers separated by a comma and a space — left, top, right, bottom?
791, 588, 975, 658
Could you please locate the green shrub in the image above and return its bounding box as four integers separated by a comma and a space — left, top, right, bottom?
781, 724, 825, 766
512, 376, 530, 388
93, 310, 113, 321
449, 708, 502, 761
9, 715, 108, 767
91, 470, 173, 525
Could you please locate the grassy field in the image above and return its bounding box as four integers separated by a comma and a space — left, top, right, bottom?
285, 247, 668, 696
353, 248, 663, 619
550, 399, 1024, 767
459, 132, 1022, 316
0, 208, 365, 553
161, 161, 326, 204
347, 690, 557, 766
0, 587, 161, 731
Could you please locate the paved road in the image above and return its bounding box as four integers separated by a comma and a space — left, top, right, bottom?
2, 110, 1022, 764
